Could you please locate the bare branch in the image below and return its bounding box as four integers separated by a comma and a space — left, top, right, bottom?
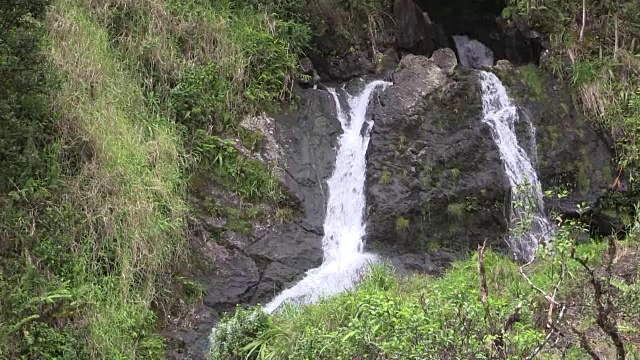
526, 304, 567, 360
478, 239, 488, 304
519, 260, 560, 305
572, 326, 601, 360
580, 0, 587, 41
571, 238, 626, 360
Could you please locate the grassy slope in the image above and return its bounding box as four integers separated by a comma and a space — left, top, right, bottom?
0, 0, 310, 358
46, 2, 188, 357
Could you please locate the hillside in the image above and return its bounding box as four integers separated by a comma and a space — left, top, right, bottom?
1, 0, 639, 359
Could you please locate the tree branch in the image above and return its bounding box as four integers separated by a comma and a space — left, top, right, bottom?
580, 0, 587, 42
572, 326, 601, 360
571, 238, 626, 360
478, 239, 488, 305
526, 304, 567, 360
519, 260, 560, 306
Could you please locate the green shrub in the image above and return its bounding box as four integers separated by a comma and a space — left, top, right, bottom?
210, 306, 273, 360
194, 131, 285, 203
210, 257, 548, 359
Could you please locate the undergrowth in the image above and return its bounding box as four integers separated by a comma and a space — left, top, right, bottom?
1, 0, 385, 357
211, 238, 640, 359
506, 0, 640, 198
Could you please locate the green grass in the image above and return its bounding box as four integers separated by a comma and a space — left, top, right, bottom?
45, 2, 187, 357
519, 64, 544, 99
79, 0, 310, 207
210, 239, 638, 360
446, 202, 465, 222
395, 216, 410, 233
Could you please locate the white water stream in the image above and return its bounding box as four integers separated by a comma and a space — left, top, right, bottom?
452, 34, 551, 260
263, 80, 391, 313
478, 71, 552, 261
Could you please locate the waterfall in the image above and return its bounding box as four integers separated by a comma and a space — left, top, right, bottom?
478, 70, 552, 261
263, 80, 391, 313
452, 35, 494, 69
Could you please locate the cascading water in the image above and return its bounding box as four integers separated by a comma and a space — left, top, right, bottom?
263, 80, 391, 313
452, 36, 551, 260
478, 71, 552, 261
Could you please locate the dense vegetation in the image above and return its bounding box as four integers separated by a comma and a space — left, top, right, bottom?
0, 0, 310, 357
2, 0, 639, 358
0, 0, 391, 357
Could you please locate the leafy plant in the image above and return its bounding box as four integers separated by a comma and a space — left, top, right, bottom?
395, 216, 410, 233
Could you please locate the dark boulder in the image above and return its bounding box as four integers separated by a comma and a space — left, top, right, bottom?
313, 50, 376, 82
366, 51, 511, 256
365, 52, 616, 264
393, 0, 434, 55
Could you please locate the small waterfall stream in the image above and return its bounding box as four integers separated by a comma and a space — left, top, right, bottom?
478, 71, 552, 261
263, 80, 391, 313
453, 35, 552, 260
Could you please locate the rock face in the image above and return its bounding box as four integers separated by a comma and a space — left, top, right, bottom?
491, 66, 617, 234
365, 51, 616, 260
163, 89, 346, 359
393, 0, 434, 55
366, 50, 511, 256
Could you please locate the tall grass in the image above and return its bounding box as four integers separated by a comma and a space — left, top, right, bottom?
46, 1, 186, 357
210, 242, 621, 359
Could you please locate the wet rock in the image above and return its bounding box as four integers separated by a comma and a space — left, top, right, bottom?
430, 48, 457, 75
246, 223, 323, 270
393, 0, 434, 55
367, 59, 509, 254
199, 243, 259, 308
250, 262, 305, 305
391, 253, 437, 274
491, 65, 617, 234
275, 88, 343, 232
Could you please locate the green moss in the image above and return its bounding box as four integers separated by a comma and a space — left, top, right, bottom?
420, 165, 433, 187
379, 166, 392, 185
446, 202, 466, 222
449, 168, 461, 182
238, 127, 265, 153
395, 216, 410, 233
546, 125, 560, 149
519, 64, 545, 100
